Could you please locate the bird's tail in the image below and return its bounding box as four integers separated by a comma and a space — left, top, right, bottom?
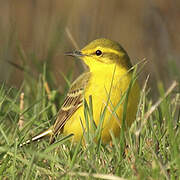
19, 128, 53, 147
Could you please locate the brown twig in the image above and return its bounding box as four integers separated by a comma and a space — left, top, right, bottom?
44, 81, 51, 100
18, 92, 24, 129
65, 27, 79, 49
65, 27, 88, 71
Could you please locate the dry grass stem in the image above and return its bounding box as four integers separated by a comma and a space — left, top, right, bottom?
18, 92, 24, 129
136, 80, 178, 136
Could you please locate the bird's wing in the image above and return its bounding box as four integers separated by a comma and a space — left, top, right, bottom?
50, 72, 91, 143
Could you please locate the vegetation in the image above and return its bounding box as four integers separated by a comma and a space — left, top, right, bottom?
0, 1, 179, 178
0, 56, 179, 179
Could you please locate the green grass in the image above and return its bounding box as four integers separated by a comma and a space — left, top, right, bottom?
0, 56, 179, 179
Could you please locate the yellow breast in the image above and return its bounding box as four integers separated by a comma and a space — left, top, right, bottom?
63, 64, 140, 143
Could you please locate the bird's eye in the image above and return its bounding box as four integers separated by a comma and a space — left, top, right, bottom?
95, 50, 102, 56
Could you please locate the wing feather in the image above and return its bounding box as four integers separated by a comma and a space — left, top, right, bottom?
50, 72, 91, 143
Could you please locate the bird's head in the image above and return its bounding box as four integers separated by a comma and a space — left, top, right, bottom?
65, 38, 132, 71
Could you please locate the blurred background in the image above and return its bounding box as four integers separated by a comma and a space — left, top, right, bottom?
0, 0, 179, 97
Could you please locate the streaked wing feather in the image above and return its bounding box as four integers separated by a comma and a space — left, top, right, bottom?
50, 72, 91, 143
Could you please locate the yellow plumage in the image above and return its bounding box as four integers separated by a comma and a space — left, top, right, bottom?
63, 59, 139, 143
20, 38, 140, 146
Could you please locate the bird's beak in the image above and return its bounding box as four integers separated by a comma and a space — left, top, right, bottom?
64, 50, 84, 57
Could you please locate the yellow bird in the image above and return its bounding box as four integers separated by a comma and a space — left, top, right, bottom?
20, 38, 140, 146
